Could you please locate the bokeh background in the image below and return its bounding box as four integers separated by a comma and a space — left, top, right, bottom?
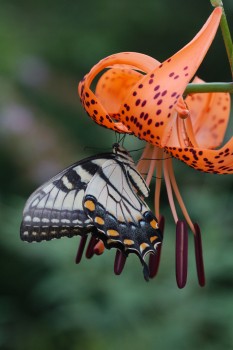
1, 0, 233, 349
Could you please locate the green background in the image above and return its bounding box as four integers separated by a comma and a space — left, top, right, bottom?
0, 0, 233, 349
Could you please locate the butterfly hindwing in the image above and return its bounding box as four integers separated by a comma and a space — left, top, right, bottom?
83, 157, 162, 261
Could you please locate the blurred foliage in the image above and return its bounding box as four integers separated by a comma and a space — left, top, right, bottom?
0, 0, 233, 349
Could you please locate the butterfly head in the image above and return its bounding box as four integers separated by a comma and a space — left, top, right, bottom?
112, 143, 134, 163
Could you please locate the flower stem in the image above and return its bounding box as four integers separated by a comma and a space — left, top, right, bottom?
210, 0, 233, 77
185, 82, 233, 94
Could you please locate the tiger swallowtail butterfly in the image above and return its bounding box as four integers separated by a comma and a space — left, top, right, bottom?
20, 143, 162, 279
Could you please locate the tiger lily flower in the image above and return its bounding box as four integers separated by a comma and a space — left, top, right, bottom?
78, 7, 232, 287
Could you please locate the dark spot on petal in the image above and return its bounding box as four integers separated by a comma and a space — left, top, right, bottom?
154, 92, 160, 100
154, 85, 160, 91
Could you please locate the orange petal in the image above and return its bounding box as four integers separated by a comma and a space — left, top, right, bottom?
119, 7, 222, 147
186, 78, 230, 149
95, 68, 143, 117
165, 137, 233, 174
78, 80, 129, 133
78, 52, 160, 132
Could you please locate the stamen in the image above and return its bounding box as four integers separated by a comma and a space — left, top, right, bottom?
136, 143, 152, 175
149, 215, 165, 278
167, 158, 195, 233
85, 235, 99, 259
177, 117, 196, 148
176, 116, 185, 148
154, 148, 164, 219
176, 220, 188, 289
176, 99, 199, 148
145, 146, 158, 186
184, 116, 199, 147
75, 235, 88, 264
137, 145, 163, 219
175, 98, 189, 118
163, 158, 179, 223
194, 223, 205, 287
114, 250, 127, 275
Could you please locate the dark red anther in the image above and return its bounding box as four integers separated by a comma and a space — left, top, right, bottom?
85, 235, 99, 259
194, 223, 205, 287
149, 215, 165, 278
114, 250, 127, 275
75, 235, 88, 264
176, 220, 188, 289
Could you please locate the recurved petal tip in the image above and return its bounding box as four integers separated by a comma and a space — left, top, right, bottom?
194, 223, 206, 287
176, 220, 188, 289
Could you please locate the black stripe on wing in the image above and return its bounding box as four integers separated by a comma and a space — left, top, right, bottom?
20, 154, 115, 242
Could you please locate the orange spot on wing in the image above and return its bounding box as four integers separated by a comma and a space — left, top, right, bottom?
84, 200, 95, 211
107, 229, 120, 237
140, 242, 149, 252
123, 239, 134, 245
150, 236, 158, 243
94, 216, 105, 225
150, 219, 158, 229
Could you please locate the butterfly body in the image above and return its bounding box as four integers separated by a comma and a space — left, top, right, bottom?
20, 144, 162, 268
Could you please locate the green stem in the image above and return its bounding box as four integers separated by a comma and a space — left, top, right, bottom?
185, 82, 233, 94
210, 0, 233, 78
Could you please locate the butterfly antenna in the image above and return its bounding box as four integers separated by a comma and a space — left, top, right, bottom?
135, 155, 173, 163
128, 146, 147, 153
83, 146, 112, 152
116, 133, 126, 146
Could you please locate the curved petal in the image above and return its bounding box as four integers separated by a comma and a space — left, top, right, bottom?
186, 78, 231, 149
166, 137, 233, 174
78, 80, 130, 133
95, 68, 143, 117
78, 52, 160, 132
118, 7, 222, 146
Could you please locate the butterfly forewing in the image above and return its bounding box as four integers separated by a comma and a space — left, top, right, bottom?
20, 156, 109, 242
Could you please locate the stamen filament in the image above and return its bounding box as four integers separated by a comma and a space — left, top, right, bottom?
145, 147, 158, 186
163, 158, 179, 223
167, 158, 195, 233
184, 116, 199, 147
154, 148, 163, 219
176, 116, 186, 148
137, 143, 152, 175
